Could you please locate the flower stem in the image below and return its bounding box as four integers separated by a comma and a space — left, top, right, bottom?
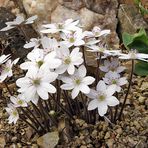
113, 92, 119, 123
18, 25, 30, 41
55, 80, 61, 111
80, 93, 90, 123
38, 99, 50, 132
52, 96, 74, 120
31, 102, 42, 117
20, 108, 40, 131
4, 82, 13, 96
118, 60, 134, 120
82, 46, 87, 68
95, 53, 102, 85
19, 115, 40, 135
25, 107, 45, 132
63, 90, 74, 115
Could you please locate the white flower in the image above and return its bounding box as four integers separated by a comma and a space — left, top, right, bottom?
20, 48, 61, 72
0, 58, 19, 82
24, 38, 40, 49
41, 36, 59, 53
100, 58, 125, 73
86, 44, 112, 55
10, 94, 28, 107
0, 14, 37, 31
118, 49, 148, 62
41, 19, 80, 34
61, 29, 85, 47
16, 68, 57, 104
92, 26, 110, 37
103, 71, 127, 92
55, 45, 83, 75
60, 65, 95, 99
87, 80, 119, 116
0, 54, 10, 64
24, 36, 59, 53
5, 104, 19, 124
84, 37, 100, 46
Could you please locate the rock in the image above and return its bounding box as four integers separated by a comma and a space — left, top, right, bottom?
128, 137, 138, 147
85, 0, 118, 15
0, 7, 38, 59
141, 82, 148, 90
59, 0, 85, 10
138, 96, 146, 104
118, 4, 148, 34
91, 130, 98, 138
23, 0, 58, 22
104, 132, 110, 139
106, 139, 114, 147
116, 128, 123, 135
0, 136, 6, 148
37, 131, 59, 148
51, 5, 104, 30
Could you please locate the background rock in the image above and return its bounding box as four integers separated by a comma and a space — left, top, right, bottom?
118, 4, 148, 34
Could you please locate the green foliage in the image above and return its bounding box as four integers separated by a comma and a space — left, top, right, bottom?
122, 28, 148, 53
134, 61, 148, 76
134, 0, 148, 15
122, 28, 148, 76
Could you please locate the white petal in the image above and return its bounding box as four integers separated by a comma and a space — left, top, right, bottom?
78, 65, 86, 78
97, 102, 108, 116
71, 87, 79, 99
60, 83, 74, 90
106, 96, 119, 106
96, 80, 106, 91
0, 26, 14, 31
20, 61, 34, 70
88, 99, 98, 110
67, 64, 75, 75
118, 77, 128, 86
41, 82, 56, 93
82, 76, 95, 85
25, 15, 38, 24
70, 47, 80, 57
79, 85, 90, 94
16, 77, 31, 87
74, 40, 85, 46
99, 66, 109, 72
106, 85, 116, 97
37, 87, 49, 100
86, 89, 98, 99
47, 59, 62, 69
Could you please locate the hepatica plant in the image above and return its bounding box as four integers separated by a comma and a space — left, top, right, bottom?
1, 14, 148, 135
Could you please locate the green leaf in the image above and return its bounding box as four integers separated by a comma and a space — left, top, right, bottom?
139, 3, 148, 15
122, 32, 133, 49
122, 28, 148, 53
134, 0, 140, 5
134, 61, 148, 76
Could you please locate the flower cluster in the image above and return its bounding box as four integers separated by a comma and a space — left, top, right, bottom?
1, 15, 148, 129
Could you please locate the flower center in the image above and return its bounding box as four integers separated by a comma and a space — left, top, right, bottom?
112, 79, 117, 84
69, 37, 75, 43
18, 100, 23, 105
58, 24, 63, 29
33, 78, 41, 86
110, 67, 116, 71
12, 111, 17, 116
64, 57, 71, 65
74, 78, 81, 85
37, 60, 44, 67
98, 94, 105, 101
129, 50, 137, 59
99, 47, 105, 52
